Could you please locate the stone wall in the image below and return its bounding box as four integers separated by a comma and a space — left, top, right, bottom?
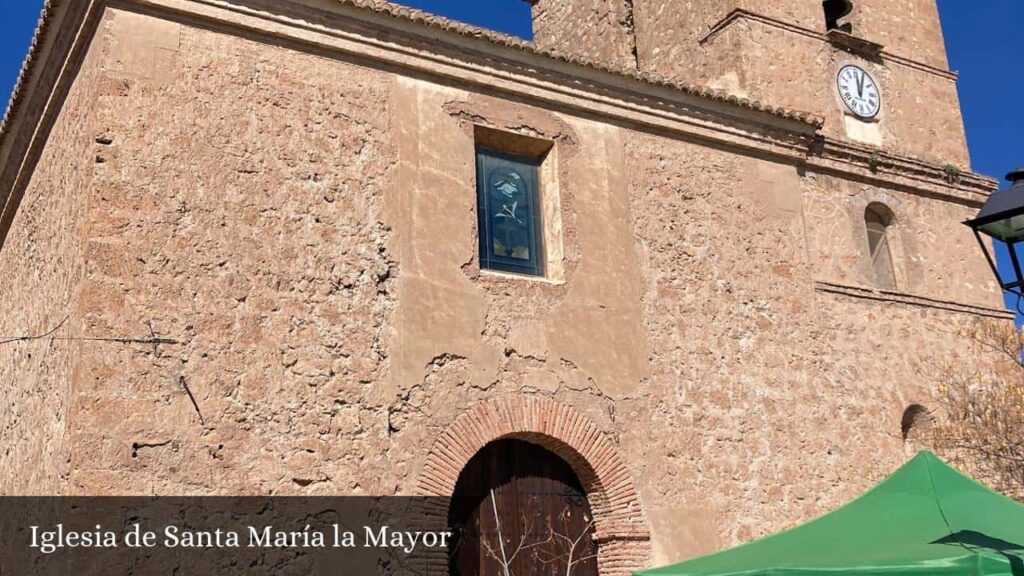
532, 0, 969, 166
619, 131, 996, 561
529, 0, 638, 70
0, 22, 106, 495
846, 0, 950, 69
679, 19, 970, 166
66, 9, 400, 494
802, 171, 997, 304
0, 4, 1008, 575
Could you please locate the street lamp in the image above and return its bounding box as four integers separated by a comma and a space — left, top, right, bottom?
964, 167, 1024, 298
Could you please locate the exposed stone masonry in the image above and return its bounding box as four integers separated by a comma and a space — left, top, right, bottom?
0, 2, 1010, 576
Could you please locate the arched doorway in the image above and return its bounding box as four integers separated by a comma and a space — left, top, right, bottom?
419, 396, 651, 575
449, 438, 599, 576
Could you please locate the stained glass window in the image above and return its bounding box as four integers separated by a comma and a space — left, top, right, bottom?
476, 149, 544, 276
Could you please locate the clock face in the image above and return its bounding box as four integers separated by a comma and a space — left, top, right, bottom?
837, 65, 881, 119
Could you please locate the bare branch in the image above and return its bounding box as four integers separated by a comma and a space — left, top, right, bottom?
927, 319, 1024, 502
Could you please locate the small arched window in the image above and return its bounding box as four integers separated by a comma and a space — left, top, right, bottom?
823, 0, 853, 33
865, 203, 897, 290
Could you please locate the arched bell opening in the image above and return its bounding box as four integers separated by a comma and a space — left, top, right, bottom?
823, 0, 854, 33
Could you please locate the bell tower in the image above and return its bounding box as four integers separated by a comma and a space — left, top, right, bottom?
527, 0, 970, 167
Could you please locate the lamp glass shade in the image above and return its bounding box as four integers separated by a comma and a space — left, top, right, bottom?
974, 212, 1024, 242
967, 167, 1024, 241
964, 168, 1024, 296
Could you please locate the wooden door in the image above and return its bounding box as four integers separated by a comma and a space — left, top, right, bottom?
449, 439, 599, 576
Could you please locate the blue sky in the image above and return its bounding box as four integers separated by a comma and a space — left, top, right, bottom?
1, 1, 1021, 303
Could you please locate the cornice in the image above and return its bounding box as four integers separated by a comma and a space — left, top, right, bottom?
325, 0, 817, 126
0, 1, 57, 152
0, 0, 101, 246
116, 3, 1006, 210
807, 137, 997, 207
702, 9, 958, 82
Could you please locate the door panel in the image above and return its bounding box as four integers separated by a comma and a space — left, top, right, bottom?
449, 439, 599, 576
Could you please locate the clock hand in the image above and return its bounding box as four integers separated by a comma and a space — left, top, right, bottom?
856, 71, 864, 98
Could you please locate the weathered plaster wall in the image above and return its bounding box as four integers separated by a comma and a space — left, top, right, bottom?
67, 8, 401, 494
0, 5, 1008, 575
59, 9, 653, 498
57, 8, 630, 494
0, 20, 106, 494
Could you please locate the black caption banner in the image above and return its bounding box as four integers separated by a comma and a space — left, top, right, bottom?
0, 497, 452, 575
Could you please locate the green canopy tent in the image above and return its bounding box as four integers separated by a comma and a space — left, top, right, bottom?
639, 452, 1024, 576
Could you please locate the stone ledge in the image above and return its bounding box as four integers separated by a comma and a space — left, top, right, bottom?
814, 281, 1014, 319
807, 137, 998, 207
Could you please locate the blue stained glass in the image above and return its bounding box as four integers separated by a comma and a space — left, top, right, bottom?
476, 149, 544, 276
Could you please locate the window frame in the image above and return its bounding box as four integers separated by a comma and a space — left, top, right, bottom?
864, 204, 897, 290
475, 147, 546, 277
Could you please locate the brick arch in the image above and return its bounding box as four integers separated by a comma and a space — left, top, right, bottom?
418, 396, 651, 576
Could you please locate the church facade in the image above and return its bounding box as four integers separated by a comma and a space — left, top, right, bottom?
0, 0, 1008, 574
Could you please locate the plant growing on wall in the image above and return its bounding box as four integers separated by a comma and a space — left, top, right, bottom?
942, 163, 963, 183
927, 320, 1024, 502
